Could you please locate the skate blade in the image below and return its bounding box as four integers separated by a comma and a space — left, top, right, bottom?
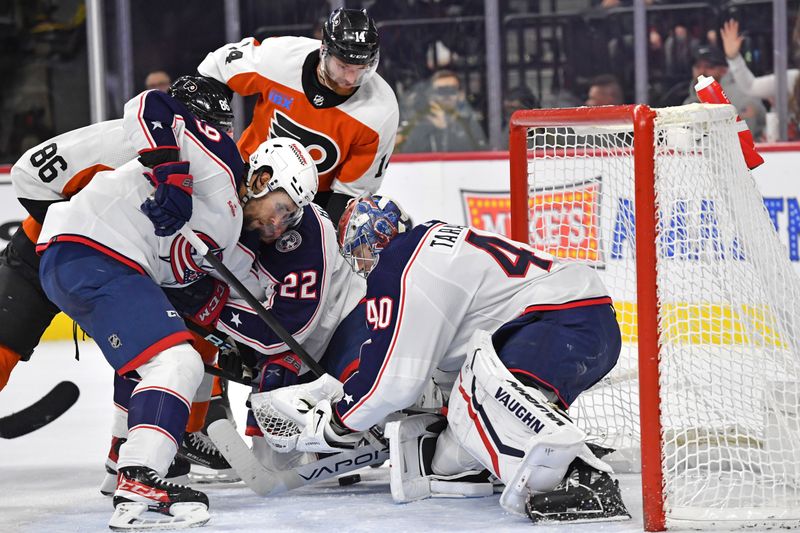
529, 511, 631, 524
188, 465, 241, 484
109, 502, 210, 530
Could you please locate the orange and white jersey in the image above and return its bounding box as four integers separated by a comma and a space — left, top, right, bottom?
198, 36, 398, 196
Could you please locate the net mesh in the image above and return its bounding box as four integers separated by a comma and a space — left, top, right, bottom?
519, 104, 800, 525
249, 391, 301, 452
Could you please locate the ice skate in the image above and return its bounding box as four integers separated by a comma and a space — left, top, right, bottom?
109, 466, 210, 530
525, 458, 631, 524
178, 431, 239, 483
100, 437, 191, 496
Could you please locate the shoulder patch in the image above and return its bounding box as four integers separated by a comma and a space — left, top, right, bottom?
276, 230, 302, 253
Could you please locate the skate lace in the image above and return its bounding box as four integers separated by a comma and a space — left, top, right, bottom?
146, 469, 188, 490
189, 432, 223, 457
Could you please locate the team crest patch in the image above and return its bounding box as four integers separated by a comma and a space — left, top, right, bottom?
313, 94, 324, 107
276, 230, 302, 252
161, 231, 223, 285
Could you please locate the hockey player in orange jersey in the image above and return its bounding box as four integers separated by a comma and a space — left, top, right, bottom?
198, 7, 399, 224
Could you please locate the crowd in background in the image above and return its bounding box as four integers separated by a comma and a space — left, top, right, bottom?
1, 0, 799, 164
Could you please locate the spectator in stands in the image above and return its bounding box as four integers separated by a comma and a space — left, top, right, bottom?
144, 70, 171, 92
585, 74, 624, 106
664, 25, 698, 80
500, 85, 539, 150
721, 19, 800, 140
396, 69, 487, 153
682, 44, 766, 139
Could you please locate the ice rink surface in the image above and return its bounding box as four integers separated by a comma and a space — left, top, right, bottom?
0, 341, 652, 532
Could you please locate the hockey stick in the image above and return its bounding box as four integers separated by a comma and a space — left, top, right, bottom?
179, 318, 255, 386
207, 418, 388, 496
0, 381, 80, 439
179, 226, 325, 377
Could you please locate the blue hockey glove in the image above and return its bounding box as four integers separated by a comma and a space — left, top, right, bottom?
141, 161, 193, 237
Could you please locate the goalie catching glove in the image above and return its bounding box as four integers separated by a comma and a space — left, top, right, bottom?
252, 373, 364, 453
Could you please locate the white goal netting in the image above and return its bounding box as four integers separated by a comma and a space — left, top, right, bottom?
517, 103, 800, 527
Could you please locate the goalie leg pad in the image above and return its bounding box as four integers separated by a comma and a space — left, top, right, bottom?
445, 330, 586, 503
389, 414, 493, 503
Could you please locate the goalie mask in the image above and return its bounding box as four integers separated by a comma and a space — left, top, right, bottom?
168, 75, 234, 135
338, 195, 412, 277
320, 8, 380, 89
244, 138, 318, 227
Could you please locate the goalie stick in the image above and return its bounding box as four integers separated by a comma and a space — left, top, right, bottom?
0, 381, 80, 439
207, 418, 388, 496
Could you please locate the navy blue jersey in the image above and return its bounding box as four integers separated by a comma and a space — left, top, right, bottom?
127, 89, 244, 189
218, 204, 365, 363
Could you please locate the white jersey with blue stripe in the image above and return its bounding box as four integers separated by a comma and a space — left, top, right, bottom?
37, 90, 254, 290
335, 221, 612, 431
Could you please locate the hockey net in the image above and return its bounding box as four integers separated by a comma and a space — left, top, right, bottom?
509, 104, 800, 530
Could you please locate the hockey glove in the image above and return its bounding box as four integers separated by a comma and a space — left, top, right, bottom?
245, 352, 301, 437
294, 400, 363, 453
163, 276, 230, 328
250, 373, 347, 450
141, 161, 193, 236
259, 353, 302, 391
216, 341, 256, 384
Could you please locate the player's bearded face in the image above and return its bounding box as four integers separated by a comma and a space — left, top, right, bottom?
320, 52, 375, 92
243, 188, 300, 243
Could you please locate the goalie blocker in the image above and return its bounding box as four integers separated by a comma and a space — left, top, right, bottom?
388, 330, 630, 523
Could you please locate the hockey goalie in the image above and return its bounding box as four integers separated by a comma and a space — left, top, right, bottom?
234, 194, 630, 524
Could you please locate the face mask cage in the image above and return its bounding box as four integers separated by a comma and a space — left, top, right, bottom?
339, 200, 397, 277
341, 230, 379, 278
320, 46, 379, 88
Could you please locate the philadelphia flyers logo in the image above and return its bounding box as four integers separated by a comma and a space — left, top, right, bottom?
161, 232, 223, 285
268, 111, 340, 175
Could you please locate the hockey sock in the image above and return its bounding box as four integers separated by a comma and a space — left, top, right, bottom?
186, 401, 210, 433
121, 343, 204, 475
0, 344, 21, 391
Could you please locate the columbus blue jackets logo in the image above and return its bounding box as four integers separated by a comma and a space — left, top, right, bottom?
276, 230, 302, 253
268, 111, 340, 175
161, 232, 223, 285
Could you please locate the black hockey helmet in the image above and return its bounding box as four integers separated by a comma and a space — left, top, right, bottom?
322, 8, 379, 66
168, 75, 234, 133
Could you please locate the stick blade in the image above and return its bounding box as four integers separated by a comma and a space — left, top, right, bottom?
0, 381, 80, 439
207, 419, 277, 496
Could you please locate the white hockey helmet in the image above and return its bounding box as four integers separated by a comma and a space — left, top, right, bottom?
245, 137, 318, 211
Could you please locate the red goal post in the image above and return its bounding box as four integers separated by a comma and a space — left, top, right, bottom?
509, 104, 800, 531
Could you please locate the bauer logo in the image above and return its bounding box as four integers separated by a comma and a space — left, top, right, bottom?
461, 180, 602, 265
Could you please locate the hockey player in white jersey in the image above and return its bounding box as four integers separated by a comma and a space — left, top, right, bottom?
197, 7, 398, 223
4, 75, 244, 491
267, 195, 630, 524
0, 75, 234, 394
36, 75, 317, 528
